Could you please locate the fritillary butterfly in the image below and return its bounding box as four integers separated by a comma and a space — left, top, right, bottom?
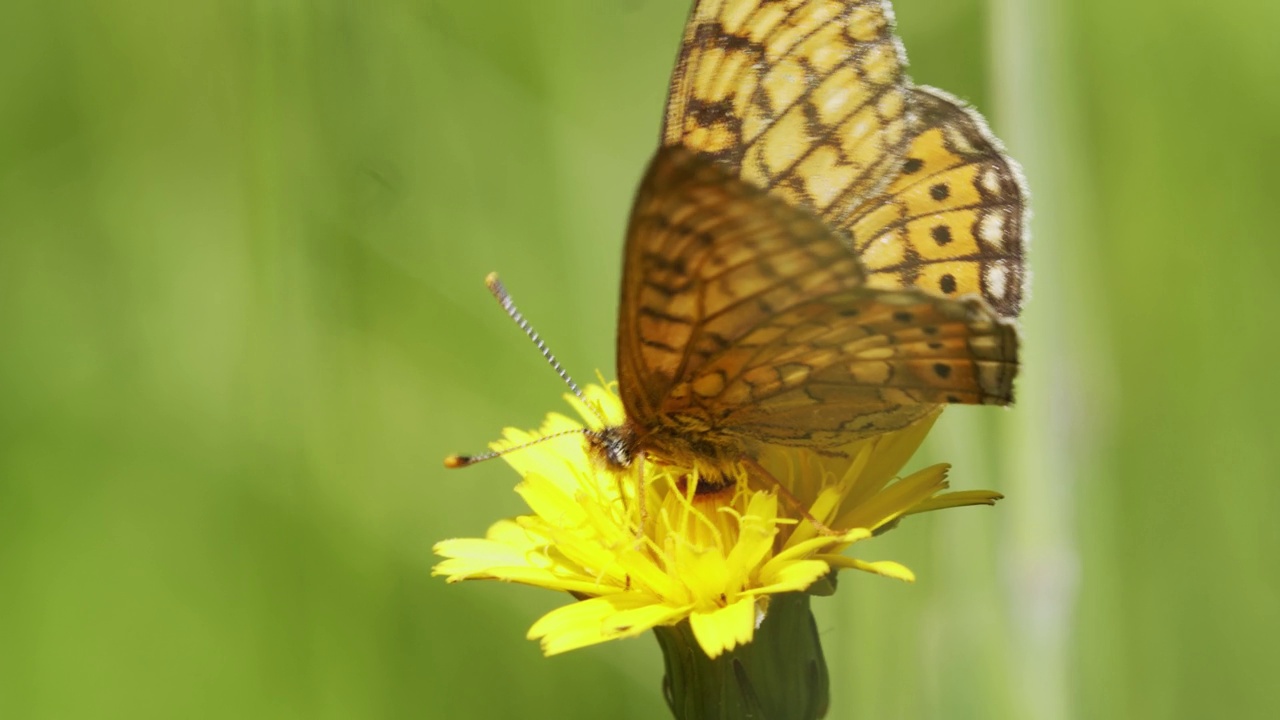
588, 0, 1026, 482
451, 0, 1027, 488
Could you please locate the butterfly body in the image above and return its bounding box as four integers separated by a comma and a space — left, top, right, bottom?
586, 418, 745, 486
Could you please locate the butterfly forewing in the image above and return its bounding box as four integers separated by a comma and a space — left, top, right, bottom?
618, 147, 1018, 455
618, 145, 868, 427
663, 0, 912, 217
842, 87, 1029, 317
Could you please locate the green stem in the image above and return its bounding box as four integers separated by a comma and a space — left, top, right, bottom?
654, 593, 830, 720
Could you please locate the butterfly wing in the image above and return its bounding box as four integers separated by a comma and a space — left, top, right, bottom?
661, 3, 1029, 319
618, 146, 1018, 449
617, 145, 868, 428
662, 0, 911, 216
670, 287, 1017, 447
841, 87, 1029, 317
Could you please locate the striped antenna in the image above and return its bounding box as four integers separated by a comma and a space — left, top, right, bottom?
483, 272, 601, 420
444, 272, 604, 469
444, 429, 586, 469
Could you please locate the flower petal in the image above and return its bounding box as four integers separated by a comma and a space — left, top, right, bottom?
689, 596, 756, 658
822, 555, 916, 582
835, 463, 951, 531
905, 489, 1004, 515
752, 559, 832, 595
529, 594, 688, 655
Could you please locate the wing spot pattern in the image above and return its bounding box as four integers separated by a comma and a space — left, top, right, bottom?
693, 371, 727, 398
832, 88, 1028, 318
984, 262, 1009, 300
857, 346, 895, 361
978, 211, 1006, 249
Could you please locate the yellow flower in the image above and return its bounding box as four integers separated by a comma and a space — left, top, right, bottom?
433, 383, 1000, 659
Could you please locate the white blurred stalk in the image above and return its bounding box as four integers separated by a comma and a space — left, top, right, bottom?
988, 0, 1113, 718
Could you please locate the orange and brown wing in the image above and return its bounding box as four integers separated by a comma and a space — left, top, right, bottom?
840, 87, 1029, 318
669, 287, 1017, 447
662, 0, 911, 216
618, 146, 1018, 446
618, 145, 868, 428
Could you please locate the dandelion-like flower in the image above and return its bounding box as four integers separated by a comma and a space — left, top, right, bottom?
433, 382, 1001, 659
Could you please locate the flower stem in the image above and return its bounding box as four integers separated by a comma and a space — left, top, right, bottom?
655, 593, 830, 720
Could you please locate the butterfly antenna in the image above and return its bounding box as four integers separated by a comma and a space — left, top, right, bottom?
444, 273, 607, 470
483, 272, 603, 422
444, 429, 585, 469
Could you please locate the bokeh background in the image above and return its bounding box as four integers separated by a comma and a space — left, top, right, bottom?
3, 0, 1278, 718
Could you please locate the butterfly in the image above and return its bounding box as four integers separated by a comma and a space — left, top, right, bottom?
585, 0, 1026, 484
450, 0, 1027, 489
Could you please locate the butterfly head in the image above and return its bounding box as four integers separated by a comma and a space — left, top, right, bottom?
585, 423, 639, 470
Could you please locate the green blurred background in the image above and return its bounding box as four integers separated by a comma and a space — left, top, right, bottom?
3, 0, 1278, 717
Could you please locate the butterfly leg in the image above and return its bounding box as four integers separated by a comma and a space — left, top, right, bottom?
635, 451, 649, 545
740, 456, 837, 536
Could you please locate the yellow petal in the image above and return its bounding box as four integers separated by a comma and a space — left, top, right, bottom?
785, 486, 845, 548
515, 472, 589, 527
856, 408, 941, 487
676, 543, 731, 604
836, 463, 950, 531
752, 558, 832, 595
529, 594, 687, 655
905, 489, 1004, 515
722, 493, 780, 588
822, 555, 916, 582
689, 596, 756, 658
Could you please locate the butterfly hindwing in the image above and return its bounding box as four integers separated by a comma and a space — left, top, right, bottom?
840, 87, 1029, 317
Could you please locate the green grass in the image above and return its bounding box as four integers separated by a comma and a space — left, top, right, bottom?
2, 1, 1278, 717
